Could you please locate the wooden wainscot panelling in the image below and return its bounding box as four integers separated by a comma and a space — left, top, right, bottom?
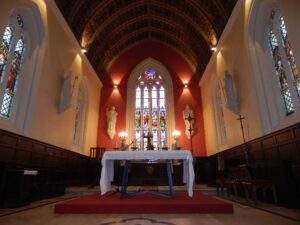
278, 143, 294, 161
276, 129, 293, 144
0, 131, 17, 147
0, 145, 15, 164
249, 141, 262, 152
16, 138, 33, 151
262, 136, 275, 148
294, 126, 300, 138
13, 148, 32, 167
210, 122, 300, 208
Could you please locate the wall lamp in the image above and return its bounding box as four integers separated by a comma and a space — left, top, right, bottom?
113, 84, 119, 89
184, 83, 189, 88
211, 46, 217, 52
81, 48, 87, 54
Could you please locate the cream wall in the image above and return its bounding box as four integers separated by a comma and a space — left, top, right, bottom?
0, 0, 102, 156
200, 0, 300, 156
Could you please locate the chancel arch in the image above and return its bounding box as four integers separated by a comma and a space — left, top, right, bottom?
126, 58, 175, 149
247, 0, 300, 133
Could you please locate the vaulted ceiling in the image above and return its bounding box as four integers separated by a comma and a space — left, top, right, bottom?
54, 0, 237, 81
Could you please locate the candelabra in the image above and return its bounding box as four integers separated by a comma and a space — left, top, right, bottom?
172, 130, 181, 150
118, 131, 128, 150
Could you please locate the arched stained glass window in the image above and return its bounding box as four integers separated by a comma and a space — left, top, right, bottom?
73, 85, 84, 145
134, 68, 167, 150
268, 10, 297, 115
0, 15, 25, 118
0, 26, 13, 81
279, 16, 300, 98
215, 81, 227, 146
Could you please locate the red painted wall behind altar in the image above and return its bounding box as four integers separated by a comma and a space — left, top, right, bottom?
97, 41, 207, 156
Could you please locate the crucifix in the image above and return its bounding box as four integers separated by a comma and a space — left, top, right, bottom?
237, 114, 246, 143
185, 113, 195, 155
143, 130, 154, 150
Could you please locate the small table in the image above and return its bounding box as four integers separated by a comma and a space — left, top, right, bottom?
120, 159, 174, 198
100, 150, 194, 197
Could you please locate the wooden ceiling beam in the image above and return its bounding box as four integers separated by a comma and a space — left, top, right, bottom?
83, 0, 215, 46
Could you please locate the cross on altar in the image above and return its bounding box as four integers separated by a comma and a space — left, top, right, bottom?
237, 114, 246, 143
185, 113, 194, 155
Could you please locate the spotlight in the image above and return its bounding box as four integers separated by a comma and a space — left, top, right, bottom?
211, 46, 217, 52
184, 83, 188, 88
113, 84, 118, 89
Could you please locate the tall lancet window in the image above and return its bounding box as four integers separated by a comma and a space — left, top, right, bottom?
73, 82, 86, 149
134, 68, 167, 150
215, 81, 227, 147
268, 10, 299, 115
0, 15, 25, 118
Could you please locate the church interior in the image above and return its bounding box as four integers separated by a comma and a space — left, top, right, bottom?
0, 0, 300, 224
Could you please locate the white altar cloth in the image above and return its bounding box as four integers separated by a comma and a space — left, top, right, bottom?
100, 150, 195, 197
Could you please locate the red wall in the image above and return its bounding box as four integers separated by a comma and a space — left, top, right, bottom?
97, 41, 207, 156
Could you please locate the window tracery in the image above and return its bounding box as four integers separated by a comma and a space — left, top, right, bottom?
268, 10, 298, 115
134, 68, 167, 150
0, 15, 25, 118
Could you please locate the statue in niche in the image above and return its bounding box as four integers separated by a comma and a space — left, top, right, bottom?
224, 70, 240, 114
183, 105, 194, 139
106, 106, 118, 140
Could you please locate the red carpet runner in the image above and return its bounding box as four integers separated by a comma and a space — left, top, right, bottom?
55, 192, 233, 214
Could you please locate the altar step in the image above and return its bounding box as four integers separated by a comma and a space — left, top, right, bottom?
54, 191, 233, 214
110, 184, 217, 193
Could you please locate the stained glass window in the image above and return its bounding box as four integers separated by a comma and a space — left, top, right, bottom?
0, 37, 25, 117
73, 86, 84, 145
134, 68, 167, 150
0, 15, 25, 118
268, 11, 295, 115
0, 26, 13, 82
216, 81, 227, 145
279, 16, 300, 99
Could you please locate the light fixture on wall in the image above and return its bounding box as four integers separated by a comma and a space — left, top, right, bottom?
211, 46, 217, 52
113, 84, 118, 89
81, 47, 87, 54
183, 82, 189, 88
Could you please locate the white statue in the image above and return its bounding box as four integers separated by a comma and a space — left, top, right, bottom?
224, 70, 240, 114
106, 106, 118, 139
183, 105, 194, 139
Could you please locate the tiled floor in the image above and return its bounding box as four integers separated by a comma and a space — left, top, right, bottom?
0, 186, 299, 225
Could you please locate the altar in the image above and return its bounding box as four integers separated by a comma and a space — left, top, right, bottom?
100, 150, 195, 197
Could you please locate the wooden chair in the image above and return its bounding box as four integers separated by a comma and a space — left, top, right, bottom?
90, 147, 105, 159
217, 164, 278, 204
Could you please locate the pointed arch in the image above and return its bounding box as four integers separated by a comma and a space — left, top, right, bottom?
126, 58, 175, 149
73, 76, 89, 152
212, 78, 227, 149
0, 2, 46, 133
246, 0, 300, 133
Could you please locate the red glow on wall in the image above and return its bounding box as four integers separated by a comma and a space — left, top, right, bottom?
97, 41, 206, 156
